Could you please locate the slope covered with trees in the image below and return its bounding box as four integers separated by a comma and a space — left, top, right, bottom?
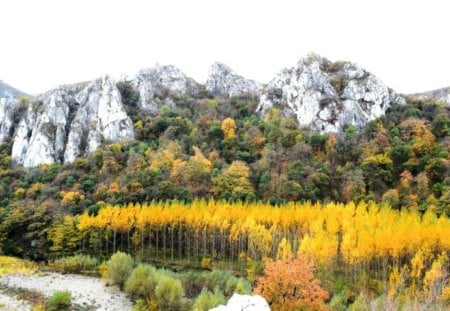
0, 81, 449, 309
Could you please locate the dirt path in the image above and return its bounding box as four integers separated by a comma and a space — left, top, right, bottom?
0, 273, 132, 311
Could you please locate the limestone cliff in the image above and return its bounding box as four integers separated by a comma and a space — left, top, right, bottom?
11, 76, 134, 167
256, 54, 405, 132
133, 65, 202, 114
206, 62, 261, 98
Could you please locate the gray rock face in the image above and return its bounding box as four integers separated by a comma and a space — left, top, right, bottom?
133, 65, 202, 114
206, 62, 261, 98
442, 94, 450, 105
256, 54, 405, 132
11, 76, 134, 167
413, 87, 450, 105
0, 80, 28, 142
3, 56, 409, 167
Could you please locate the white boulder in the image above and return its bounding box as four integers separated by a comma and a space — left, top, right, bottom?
209, 294, 270, 311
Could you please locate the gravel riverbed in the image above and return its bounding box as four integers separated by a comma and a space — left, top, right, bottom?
0, 273, 132, 311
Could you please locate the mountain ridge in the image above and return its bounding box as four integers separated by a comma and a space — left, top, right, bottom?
411, 86, 450, 105
1, 54, 441, 167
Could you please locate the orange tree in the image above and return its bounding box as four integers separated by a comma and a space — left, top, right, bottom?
254, 255, 329, 311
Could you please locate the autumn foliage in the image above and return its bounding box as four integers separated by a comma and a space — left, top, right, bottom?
254, 255, 329, 311
77, 200, 450, 268
221, 117, 237, 139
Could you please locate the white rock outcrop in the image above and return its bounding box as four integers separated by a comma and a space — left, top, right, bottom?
11, 76, 134, 167
133, 65, 202, 114
3, 55, 410, 167
256, 54, 405, 132
206, 62, 261, 98
64, 76, 134, 162
0, 80, 28, 142
209, 294, 270, 311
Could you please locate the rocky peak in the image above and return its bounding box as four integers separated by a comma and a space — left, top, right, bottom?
0, 80, 30, 142
132, 65, 202, 114
256, 53, 405, 132
0, 80, 28, 99
11, 75, 134, 167
206, 62, 261, 98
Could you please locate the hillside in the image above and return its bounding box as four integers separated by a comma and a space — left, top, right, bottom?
0, 55, 449, 310
412, 86, 450, 105
0, 62, 449, 255
0, 54, 405, 167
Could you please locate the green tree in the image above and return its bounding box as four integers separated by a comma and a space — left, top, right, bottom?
361, 154, 394, 195
212, 161, 255, 201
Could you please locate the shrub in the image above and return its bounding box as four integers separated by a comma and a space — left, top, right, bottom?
180, 269, 251, 299
65, 176, 76, 187
200, 257, 212, 269
47, 290, 71, 311
105, 252, 134, 288
192, 288, 226, 311
205, 269, 251, 297
329, 291, 348, 311
204, 270, 235, 295
132, 299, 151, 311
125, 264, 159, 299
234, 278, 252, 295
51, 255, 98, 273
0, 256, 38, 275
155, 275, 186, 311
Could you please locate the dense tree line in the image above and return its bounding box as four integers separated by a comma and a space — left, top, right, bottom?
0, 90, 449, 260
0, 84, 449, 309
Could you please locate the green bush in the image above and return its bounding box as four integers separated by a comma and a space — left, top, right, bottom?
204, 269, 251, 297
329, 291, 348, 311
124, 264, 159, 299
181, 269, 251, 299
192, 288, 225, 311
51, 255, 98, 273
155, 275, 186, 311
349, 294, 369, 311
234, 278, 252, 295
132, 299, 150, 311
105, 252, 134, 288
47, 290, 71, 311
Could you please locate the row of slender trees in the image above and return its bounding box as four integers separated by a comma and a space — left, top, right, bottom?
47, 200, 450, 279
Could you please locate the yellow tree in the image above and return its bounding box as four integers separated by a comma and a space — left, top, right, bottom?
221, 118, 237, 140
171, 146, 212, 197
212, 161, 255, 201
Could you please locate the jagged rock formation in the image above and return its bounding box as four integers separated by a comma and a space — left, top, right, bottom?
11, 76, 134, 167
256, 54, 405, 132
413, 87, 450, 105
0, 80, 29, 142
209, 294, 270, 311
1, 54, 411, 167
132, 65, 202, 114
206, 62, 261, 98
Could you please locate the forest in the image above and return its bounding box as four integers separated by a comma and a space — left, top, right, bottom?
0, 82, 449, 310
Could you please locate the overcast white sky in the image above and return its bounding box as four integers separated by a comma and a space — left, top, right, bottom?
1, 0, 449, 95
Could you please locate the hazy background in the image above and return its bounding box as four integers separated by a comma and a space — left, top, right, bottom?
1, 0, 449, 95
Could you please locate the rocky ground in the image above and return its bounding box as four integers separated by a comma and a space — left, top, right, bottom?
0, 273, 132, 311
0, 292, 31, 311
